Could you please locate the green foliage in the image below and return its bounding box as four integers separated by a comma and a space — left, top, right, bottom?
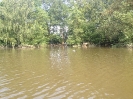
0, 0, 133, 48
49, 34, 61, 44
0, 0, 48, 47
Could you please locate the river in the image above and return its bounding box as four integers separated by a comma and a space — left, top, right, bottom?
0, 47, 133, 99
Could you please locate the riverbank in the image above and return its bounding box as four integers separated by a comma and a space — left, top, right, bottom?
0, 43, 133, 49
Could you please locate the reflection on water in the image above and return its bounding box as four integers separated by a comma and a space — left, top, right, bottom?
50, 47, 70, 70
0, 47, 133, 99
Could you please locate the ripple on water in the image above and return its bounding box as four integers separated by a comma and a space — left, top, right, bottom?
0, 48, 133, 99
0, 67, 118, 99
1, 91, 25, 99
0, 87, 10, 95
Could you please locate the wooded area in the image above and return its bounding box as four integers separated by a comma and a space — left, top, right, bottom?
0, 0, 133, 48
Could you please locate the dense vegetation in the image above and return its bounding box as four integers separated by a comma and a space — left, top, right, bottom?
0, 0, 133, 48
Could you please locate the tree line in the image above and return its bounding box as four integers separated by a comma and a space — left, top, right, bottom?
0, 0, 133, 48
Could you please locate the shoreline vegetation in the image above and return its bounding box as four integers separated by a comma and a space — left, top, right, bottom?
0, 0, 133, 49
0, 42, 133, 49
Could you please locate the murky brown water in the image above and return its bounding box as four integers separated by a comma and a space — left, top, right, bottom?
0, 47, 133, 99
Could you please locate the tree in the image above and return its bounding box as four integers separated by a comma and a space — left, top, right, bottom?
42, 0, 69, 44
1, 0, 133, 48
67, 1, 85, 45
0, 0, 49, 47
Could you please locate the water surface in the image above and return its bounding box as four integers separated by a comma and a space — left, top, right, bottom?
0, 47, 133, 99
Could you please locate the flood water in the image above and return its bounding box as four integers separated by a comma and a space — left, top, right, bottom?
0, 47, 133, 99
